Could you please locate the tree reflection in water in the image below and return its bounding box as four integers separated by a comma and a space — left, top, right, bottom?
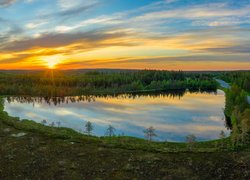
6, 90, 218, 106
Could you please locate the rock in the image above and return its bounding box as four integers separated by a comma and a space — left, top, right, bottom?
58, 160, 66, 167
124, 163, 133, 171
3, 128, 11, 133
11, 132, 27, 137
39, 141, 47, 145
70, 163, 77, 169
77, 153, 86, 157
5, 155, 14, 160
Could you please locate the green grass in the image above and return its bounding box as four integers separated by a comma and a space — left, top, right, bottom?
1, 118, 249, 179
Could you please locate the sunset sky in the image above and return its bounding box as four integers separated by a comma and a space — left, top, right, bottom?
0, 0, 250, 70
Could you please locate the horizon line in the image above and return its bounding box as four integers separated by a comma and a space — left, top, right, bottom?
0, 68, 250, 72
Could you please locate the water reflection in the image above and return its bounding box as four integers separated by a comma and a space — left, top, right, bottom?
6, 90, 216, 105
4, 90, 230, 142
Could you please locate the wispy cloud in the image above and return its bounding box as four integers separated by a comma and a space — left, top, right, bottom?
0, 0, 16, 7
132, 3, 250, 26
56, 0, 100, 17
1, 29, 135, 52
25, 21, 47, 29
54, 16, 120, 33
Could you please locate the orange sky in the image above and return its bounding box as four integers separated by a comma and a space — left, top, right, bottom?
0, 0, 250, 70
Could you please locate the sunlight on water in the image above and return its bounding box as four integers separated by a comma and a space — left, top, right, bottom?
4, 90, 230, 142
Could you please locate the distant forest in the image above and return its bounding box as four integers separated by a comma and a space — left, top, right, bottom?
0, 70, 217, 96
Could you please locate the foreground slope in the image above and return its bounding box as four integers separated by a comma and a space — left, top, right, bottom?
1, 119, 250, 179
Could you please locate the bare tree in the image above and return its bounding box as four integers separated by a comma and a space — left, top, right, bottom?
41, 119, 47, 126
218, 130, 226, 148
219, 130, 226, 139
85, 121, 94, 135
144, 126, 157, 141
50, 122, 55, 127
56, 121, 61, 127
105, 125, 116, 137
186, 134, 196, 143
186, 134, 196, 150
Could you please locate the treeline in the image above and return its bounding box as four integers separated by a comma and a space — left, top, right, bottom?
0, 70, 217, 96
6, 91, 186, 106
218, 71, 250, 92
223, 72, 250, 146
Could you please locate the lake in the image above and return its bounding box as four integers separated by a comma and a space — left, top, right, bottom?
3, 90, 230, 142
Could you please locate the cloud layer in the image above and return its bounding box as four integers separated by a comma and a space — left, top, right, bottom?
0, 0, 249, 70
0, 0, 16, 7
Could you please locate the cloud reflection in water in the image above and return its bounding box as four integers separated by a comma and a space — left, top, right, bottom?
4, 90, 229, 142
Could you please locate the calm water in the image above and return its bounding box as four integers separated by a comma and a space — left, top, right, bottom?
4, 90, 230, 142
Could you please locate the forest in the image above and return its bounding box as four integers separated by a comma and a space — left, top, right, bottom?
0, 70, 218, 96
220, 71, 250, 146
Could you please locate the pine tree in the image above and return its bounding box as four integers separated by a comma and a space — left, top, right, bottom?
85, 121, 94, 135
105, 125, 116, 137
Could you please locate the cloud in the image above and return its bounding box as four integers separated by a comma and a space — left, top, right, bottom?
35, 0, 101, 22
93, 54, 250, 65
0, 18, 23, 43
0, 54, 29, 64
137, 3, 250, 20
0, 29, 137, 66
56, 0, 100, 17
57, 0, 96, 10
58, 3, 99, 17
46, 2, 250, 38
0, 0, 250, 70
25, 0, 34, 3
0, 0, 16, 7
25, 21, 47, 29
122, 54, 250, 64
0, 17, 6, 22
0, 47, 75, 65
1, 29, 135, 52
54, 53, 250, 70
165, 0, 177, 3
54, 16, 121, 33
202, 44, 250, 54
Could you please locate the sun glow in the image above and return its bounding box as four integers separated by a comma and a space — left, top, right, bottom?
42, 55, 62, 69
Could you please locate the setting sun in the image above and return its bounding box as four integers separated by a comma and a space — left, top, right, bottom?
42, 55, 62, 69
47, 62, 57, 69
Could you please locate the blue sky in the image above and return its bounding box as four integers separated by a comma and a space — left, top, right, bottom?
0, 0, 250, 70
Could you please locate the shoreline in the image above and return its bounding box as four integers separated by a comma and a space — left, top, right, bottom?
0, 90, 235, 152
